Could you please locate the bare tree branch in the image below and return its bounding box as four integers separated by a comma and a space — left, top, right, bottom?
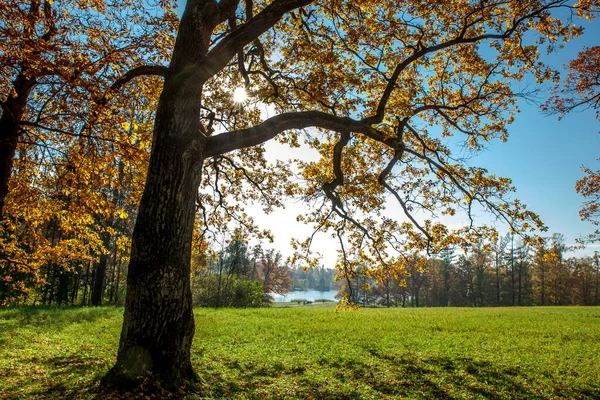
94, 65, 168, 105
361, 1, 570, 125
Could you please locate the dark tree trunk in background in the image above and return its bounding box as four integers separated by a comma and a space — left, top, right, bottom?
0, 74, 35, 217
47, 269, 57, 305
511, 238, 515, 306
57, 271, 70, 306
91, 253, 108, 306
109, 240, 118, 304
83, 261, 91, 305
72, 268, 80, 305
114, 256, 122, 305
0, 118, 18, 217
91, 232, 112, 306
518, 261, 522, 306
88, 263, 96, 306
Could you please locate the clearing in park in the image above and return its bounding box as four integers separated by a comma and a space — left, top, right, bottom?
0, 305, 598, 399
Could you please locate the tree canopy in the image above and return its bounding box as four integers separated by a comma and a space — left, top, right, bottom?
0, 0, 177, 302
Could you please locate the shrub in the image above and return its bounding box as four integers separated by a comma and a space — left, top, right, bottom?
314, 298, 334, 303
191, 275, 265, 308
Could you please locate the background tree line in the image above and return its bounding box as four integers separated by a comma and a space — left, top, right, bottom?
0, 224, 297, 307
339, 233, 600, 308
288, 265, 337, 292
3, 222, 600, 309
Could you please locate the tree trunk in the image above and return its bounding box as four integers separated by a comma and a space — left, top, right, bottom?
103, 0, 312, 387
72, 266, 80, 305
91, 232, 112, 306
109, 238, 118, 304
82, 260, 91, 305
518, 258, 523, 306
114, 255, 122, 305
57, 271, 70, 306
103, 65, 205, 386
47, 268, 57, 305
0, 73, 35, 217
0, 117, 18, 217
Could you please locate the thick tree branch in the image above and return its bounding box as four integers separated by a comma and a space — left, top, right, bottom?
194, 0, 315, 83
323, 131, 350, 194
204, 111, 399, 157
219, 0, 241, 22
228, 16, 251, 88
110, 65, 168, 91
318, 132, 389, 266
336, 226, 354, 303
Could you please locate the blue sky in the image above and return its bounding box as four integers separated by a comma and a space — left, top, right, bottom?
472, 17, 600, 254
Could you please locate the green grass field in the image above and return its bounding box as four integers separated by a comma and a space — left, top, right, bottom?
0, 306, 599, 399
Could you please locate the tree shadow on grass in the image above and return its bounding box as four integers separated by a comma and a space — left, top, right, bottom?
3, 348, 598, 399
360, 350, 529, 399
0, 306, 121, 332
360, 349, 600, 400
182, 350, 600, 399
0, 354, 107, 400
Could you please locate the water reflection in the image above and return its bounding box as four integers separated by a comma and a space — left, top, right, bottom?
270, 289, 339, 302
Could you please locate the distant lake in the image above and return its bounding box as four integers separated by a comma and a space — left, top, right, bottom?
270, 289, 339, 302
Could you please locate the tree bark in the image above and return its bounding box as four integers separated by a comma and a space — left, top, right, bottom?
103, 0, 217, 385
0, 73, 35, 217
103, 64, 205, 385
0, 119, 18, 217
91, 232, 112, 306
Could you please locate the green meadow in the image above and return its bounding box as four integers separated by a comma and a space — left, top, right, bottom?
0, 306, 599, 399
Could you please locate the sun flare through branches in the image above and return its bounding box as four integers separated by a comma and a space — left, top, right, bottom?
233, 87, 248, 103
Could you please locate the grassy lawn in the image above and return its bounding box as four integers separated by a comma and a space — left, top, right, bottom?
0, 306, 599, 399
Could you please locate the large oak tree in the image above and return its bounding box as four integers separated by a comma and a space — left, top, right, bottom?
99, 0, 599, 386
